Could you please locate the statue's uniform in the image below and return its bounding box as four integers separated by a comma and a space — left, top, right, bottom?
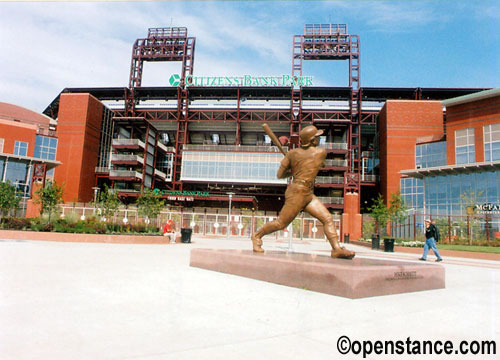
263, 146, 339, 243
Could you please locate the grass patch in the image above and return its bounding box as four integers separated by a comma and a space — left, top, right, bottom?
437, 244, 500, 254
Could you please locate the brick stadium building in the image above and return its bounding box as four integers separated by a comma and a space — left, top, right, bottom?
38, 25, 492, 239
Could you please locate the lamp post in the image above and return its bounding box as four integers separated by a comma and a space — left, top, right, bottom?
227, 192, 235, 239
92, 186, 100, 215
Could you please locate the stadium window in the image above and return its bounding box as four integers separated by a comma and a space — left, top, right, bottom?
455, 128, 475, 164
14, 141, 28, 156
484, 123, 500, 161
211, 134, 220, 144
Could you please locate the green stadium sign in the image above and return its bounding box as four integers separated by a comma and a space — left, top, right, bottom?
153, 189, 210, 197
169, 74, 314, 87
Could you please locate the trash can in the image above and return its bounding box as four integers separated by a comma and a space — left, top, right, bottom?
343, 233, 350, 244
181, 228, 192, 243
371, 234, 380, 250
384, 238, 395, 252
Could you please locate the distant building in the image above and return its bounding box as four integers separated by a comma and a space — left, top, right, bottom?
0, 102, 60, 198
398, 88, 500, 216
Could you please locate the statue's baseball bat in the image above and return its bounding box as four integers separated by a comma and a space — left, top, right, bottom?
262, 123, 286, 156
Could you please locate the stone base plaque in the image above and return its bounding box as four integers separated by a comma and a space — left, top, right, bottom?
190, 249, 445, 299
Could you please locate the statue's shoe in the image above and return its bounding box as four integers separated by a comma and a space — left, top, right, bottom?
251, 235, 264, 253
331, 247, 355, 259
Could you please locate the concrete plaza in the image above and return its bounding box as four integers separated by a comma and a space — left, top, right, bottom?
0, 236, 498, 360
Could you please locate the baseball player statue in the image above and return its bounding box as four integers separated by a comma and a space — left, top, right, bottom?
252, 125, 355, 259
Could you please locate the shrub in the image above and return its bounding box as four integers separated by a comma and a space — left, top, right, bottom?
1, 217, 32, 230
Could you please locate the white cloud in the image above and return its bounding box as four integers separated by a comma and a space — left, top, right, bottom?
0, 2, 298, 112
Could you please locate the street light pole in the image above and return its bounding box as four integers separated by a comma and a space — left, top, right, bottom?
92, 186, 100, 215
227, 192, 235, 239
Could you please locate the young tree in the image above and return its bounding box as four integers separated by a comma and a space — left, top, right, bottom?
97, 184, 121, 220
34, 181, 64, 224
387, 191, 407, 237
0, 181, 20, 219
136, 188, 165, 226
368, 194, 389, 236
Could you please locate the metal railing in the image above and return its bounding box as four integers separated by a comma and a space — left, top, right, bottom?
157, 142, 176, 153
385, 213, 500, 243
304, 24, 347, 35
58, 205, 342, 242
316, 176, 344, 184
95, 167, 111, 173
148, 27, 188, 38
319, 142, 348, 150
325, 159, 347, 167
154, 169, 167, 180
361, 151, 377, 158
109, 170, 142, 179
112, 139, 145, 148
317, 196, 344, 205
182, 144, 287, 153
111, 154, 144, 164
361, 174, 378, 182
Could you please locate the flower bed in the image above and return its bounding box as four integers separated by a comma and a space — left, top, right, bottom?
0, 217, 162, 236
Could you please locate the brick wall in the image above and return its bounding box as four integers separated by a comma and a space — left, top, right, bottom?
54, 93, 103, 202
378, 100, 444, 205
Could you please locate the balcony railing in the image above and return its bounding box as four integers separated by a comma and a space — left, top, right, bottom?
182, 144, 287, 153
154, 169, 167, 180
315, 176, 344, 184
361, 151, 377, 158
319, 142, 348, 150
317, 196, 344, 205
110, 154, 144, 164
112, 139, 145, 148
361, 174, 378, 182
157, 142, 176, 153
324, 159, 348, 167
109, 170, 142, 180
95, 167, 110, 173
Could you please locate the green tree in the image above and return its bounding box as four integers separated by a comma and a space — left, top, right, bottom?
388, 191, 407, 223
0, 181, 20, 219
136, 188, 165, 226
34, 181, 64, 224
96, 184, 121, 220
368, 194, 389, 236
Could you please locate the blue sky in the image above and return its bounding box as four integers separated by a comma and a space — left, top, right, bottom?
0, 0, 498, 112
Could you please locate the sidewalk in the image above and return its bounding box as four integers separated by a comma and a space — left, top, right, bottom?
350, 239, 500, 261
0, 236, 498, 360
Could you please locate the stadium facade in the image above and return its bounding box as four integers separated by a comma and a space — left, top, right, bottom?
8, 24, 495, 239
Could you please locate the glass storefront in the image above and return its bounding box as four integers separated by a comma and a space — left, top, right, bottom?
421, 171, 500, 215
181, 151, 287, 184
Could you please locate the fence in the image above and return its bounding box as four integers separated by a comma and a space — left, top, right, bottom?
389, 213, 500, 243
59, 205, 341, 242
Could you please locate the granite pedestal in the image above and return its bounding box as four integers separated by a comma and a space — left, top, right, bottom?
190, 249, 445, 299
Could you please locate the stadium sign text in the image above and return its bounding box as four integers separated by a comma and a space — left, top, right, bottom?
169, 74, 313, 87
153, 189, 210, 197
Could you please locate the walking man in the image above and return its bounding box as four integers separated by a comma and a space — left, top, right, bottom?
420, 219, 443, 262
251, 125, 355, 259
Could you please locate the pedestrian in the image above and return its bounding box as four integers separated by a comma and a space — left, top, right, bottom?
420, 219, 443, 262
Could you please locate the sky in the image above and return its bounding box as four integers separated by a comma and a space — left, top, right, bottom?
0, 0, 498, 113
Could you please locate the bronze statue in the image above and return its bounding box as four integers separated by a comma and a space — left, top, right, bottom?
251, 125, 355, 259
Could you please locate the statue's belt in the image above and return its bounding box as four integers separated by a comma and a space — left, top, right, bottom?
292, 178, 314, 188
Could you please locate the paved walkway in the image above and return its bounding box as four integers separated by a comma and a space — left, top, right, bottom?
0, 236, 498, 359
